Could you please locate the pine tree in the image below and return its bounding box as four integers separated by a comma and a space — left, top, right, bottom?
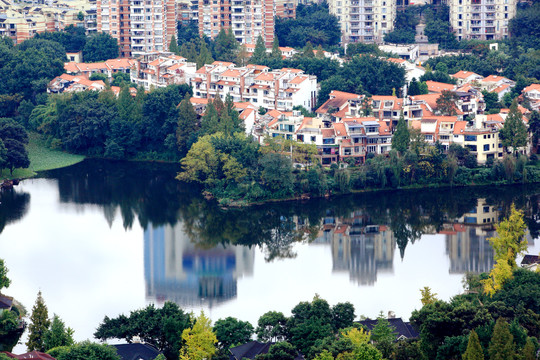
488, 318, 516, 360
303, 42, 315, 58
43, 314, 75, 351
463, 330, 484, 360
270, 36, 281, 60
500, 100, 527, 155
196, 39, 214, 69
200, 101, 219, 137
236, 44, 249, 66
221, 94, 244, 135
250, 35, 267, 65
169, 35, 179, 54
177, 94, 199, 155
26, 291, 51, 352
315, 45, 325, 58
521, 337, 536, 360
392, 112, 410, 154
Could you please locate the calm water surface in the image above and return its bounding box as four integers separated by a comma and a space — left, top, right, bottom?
1, 159, 540, 351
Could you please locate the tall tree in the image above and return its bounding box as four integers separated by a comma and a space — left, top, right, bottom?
270, 36, 281, 61
436, 90, 459, 115
488, 318, 515, 360
420, 286, 438, 305
43, 314, 75, 351
176, 95, 199, 156
392, 113, 410, 154
196, 39, 214, 69
500, 100, 528, 155
463, 330, 484, 360
26, 291, 51, 352
482, 204, 527, 295
179, 311, 217, 360
250, 35, 267, 64
303, 42, 315, 58
0, 259, 10, 293
169, 35, 179, 54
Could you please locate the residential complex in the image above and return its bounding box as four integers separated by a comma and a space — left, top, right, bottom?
198, 0, 275, 46
191, 61, 318, 111
0, 0, 95, 44
448, 0, 516, 41
328, 0, 396, 44
130, 52, 197, 89
97, 0, 176, 57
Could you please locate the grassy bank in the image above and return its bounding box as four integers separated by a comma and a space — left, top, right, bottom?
1, 133, 85, 181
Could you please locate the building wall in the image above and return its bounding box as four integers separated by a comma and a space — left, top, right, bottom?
328, 0, 395, 45
449, 0, 516, 41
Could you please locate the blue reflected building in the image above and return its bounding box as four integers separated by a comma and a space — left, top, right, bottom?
144, 223, 254, 307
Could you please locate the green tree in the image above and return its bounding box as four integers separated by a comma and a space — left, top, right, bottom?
213, 317, 254, 351
111, 72, 131, 87
521, 337, 537, 360
270, 36, 281, 61
0, 259, 10, 293
256, 311, 289, 342
500, 101, 527, 155
176, 94, 199, 156
179, 311, 217, 360
212, 28, 238, 63
256, 342, 297, 360
371, 313, 396, 358
47, 341, 121, 360
409, 128, 427, 156
26, 291, 51, 352
196, 38, 214, 69
83, 32, 118, 62
303, 42, 315, 58
250, 35, 267, 64
392, 113, 410, 154
43, 314, 75, 351
169, 34, 179, 54
94, 302, 192, 360
488, 318, 515, 360
260, 152, 294, 197
462, 330, 484, 360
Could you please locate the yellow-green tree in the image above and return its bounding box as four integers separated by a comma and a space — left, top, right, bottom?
179, 311, 217, 360
420, 286, 438, 306
482, 204, 527, 295
341, 327, 370, 347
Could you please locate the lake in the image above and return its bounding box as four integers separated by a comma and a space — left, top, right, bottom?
1, 159, 540, 351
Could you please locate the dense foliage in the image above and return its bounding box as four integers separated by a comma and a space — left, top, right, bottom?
29, 84, 191, 160
275, 2, 341, 49
94, 302, 192, 360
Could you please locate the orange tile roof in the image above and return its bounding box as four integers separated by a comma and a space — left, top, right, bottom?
167, 63, 185, 71
523, 84, 540, 93
333, 123, 347, 136
410, 94, 441, 111
453, 121, 467, 135
451, 70, 481, 79
492, 84, 511, 93
388, 58, 406, 64
482, 75, 509, 83
255, 73, 275, 81
426, 80, 455, 93
221, 69, 242, 78
105, 58, 135, 69
378, 121, 391, 135
149, 58, 165, 67
190, 97, 209, 105
322, 128, 335, 138
239, 108, 254, 120
212, 61, 235, 66
266, 109, 283, 119
289, 75, 308, 84
280, 68, 303, 73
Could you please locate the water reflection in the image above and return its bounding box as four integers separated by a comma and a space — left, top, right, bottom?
0, 189, 30, 233
144, 222, 254, 307
37, 160, 540, 303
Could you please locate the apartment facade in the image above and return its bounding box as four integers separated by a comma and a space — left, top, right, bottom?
131, 52, 197, 89
97, 0, 176, 57
449, 0, 516, 41
191, 62, 318, 111
198, 0, 274, 46
328, 0, 396, 44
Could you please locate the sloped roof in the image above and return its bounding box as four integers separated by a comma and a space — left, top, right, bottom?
521, 254, 540, 265
113, 343, 161, 360
426, 80, 455, 93
5, 351, 56, 360
229, 341, 273, 360
451, 70, 481, 79
523, 84, 540, 93
357, 318, 419, 340
0, 294, 13, 309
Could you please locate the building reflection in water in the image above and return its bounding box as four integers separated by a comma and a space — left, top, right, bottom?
144, 222, 255, 307
444, 199, 498, 274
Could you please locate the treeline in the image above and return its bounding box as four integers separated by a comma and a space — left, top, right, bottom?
29, 84, 192, 160
93, 269, 540, 360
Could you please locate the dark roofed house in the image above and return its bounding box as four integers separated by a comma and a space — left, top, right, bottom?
229, 341, 304, 360
113, 343, 161, 360
357, 317, 419, 341
0, 295, 13, 310
521, 254, 540, 271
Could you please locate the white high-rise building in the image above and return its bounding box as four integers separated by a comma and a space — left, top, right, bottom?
328, 0, 396, 44
449, 0, 516, 41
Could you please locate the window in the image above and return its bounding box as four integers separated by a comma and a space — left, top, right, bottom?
425, 134, 433, 141
367, 145, 376, 153
484, 144, 489, 151
465, 135, 477, 141
311, 136, 316, 142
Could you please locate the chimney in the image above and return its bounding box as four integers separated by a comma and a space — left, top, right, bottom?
388, 311, 396, 319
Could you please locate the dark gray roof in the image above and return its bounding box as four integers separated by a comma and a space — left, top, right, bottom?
112, 343, 161, 360
0, 295, 13, 310
229, 341, 304, 360
521, 254, 540, 265
356, 318, 419, 340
